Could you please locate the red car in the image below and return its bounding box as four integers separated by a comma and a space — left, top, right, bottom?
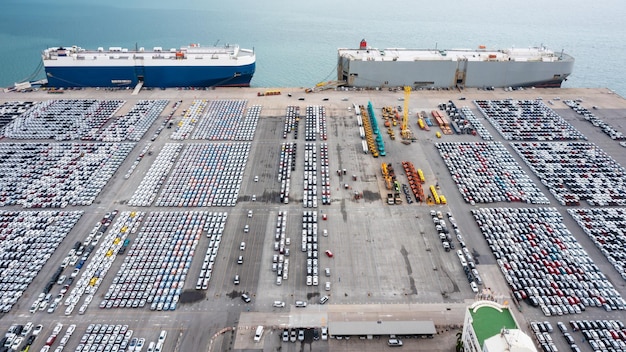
325, 250, 333, 258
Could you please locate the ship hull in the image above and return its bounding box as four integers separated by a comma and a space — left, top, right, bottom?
338, 47, 574, 89
44, 63, 255, 88
42, 44, 255, 88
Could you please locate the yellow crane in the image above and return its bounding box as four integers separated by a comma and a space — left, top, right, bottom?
401, 86, 413, 139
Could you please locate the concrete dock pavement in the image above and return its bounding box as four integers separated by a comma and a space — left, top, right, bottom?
1, 86, 625, 352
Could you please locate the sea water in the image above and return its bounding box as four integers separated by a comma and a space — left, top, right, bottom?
2, 0, 625, 97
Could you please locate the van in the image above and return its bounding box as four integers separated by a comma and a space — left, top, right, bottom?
325, 268, 330, 277
254, 326, 264, 342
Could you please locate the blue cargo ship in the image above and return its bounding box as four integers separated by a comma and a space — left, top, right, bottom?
42, 43, 255, 88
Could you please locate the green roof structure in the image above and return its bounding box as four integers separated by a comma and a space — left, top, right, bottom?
469, 303, 517, 347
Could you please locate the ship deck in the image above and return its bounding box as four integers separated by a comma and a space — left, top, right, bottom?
338, 47, 567, 62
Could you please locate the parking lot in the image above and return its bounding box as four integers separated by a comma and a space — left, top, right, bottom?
1, 86, 626, 352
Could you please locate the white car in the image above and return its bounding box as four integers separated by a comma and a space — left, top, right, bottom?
21, 322, 33, 336
10, 336, 23, 350
32, 324, 43, 336
272, 301, 285, 308
388, 338, 403, 347
158, 330, 167, 344
136, 338, 145, 350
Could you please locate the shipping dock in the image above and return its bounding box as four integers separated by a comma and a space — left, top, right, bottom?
0, 86, 625, 352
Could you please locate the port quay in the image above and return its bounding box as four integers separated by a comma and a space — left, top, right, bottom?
0, 86, 625, 352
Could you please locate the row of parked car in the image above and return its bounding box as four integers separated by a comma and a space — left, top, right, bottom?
319, 143, 331, 205
98, 100, 168, 142
568, 208, 626, 281
36, 212, 118, 315
435, 142, 550, 205
2, 321, 43, 352
188, 100, 260, 141
511, 141, 626, 206
278, 142, 296, 204
459, 105, 493, 141
302, 211, 328, 288
62, 211, 143, 315
304, 105, 327, 141
3, 99, 124, 140
196, 212, 229, 290
0, 100, 36, 135
153, 143, 251, 208
303, 143, 319, 208
271, 211, 290, 285
474, 99, 586, 141
438, 101, 491, 139
431, 209, 483, 292
531, 319, 626, 352
128, 144, 182, 206
170, 99, 206, 140
280, 327, 328, 343
1, 210, 83, 313
101, 211, 213, 311
564, 99, 625, 141
473, 207, 625, 317
0, 142, 134, 208
282, 105, 300, 139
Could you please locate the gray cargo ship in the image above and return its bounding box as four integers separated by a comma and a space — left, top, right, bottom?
338, 40, 574, 89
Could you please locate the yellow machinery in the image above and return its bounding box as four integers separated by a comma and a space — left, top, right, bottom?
381, 163, 393, 190
401, 86, 413, 139
429, 185, 441, 204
